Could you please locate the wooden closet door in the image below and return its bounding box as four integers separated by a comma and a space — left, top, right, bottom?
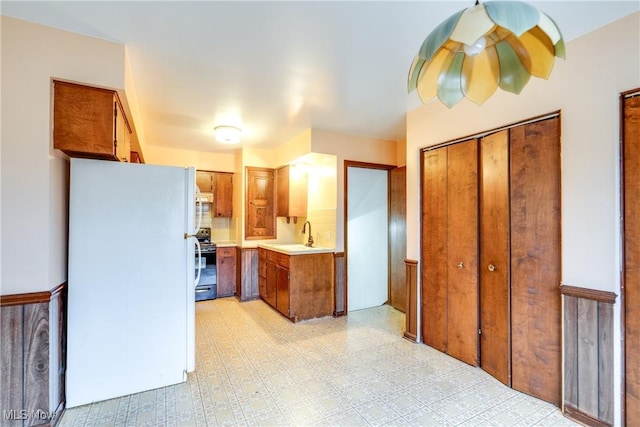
624, 94, 640, 426
422, 148, 448, 352
510, 118, 561, 405
479, 130, 511, 385
446, 141, 479, 366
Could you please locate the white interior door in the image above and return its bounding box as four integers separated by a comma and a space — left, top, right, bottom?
347, 167, 389, 311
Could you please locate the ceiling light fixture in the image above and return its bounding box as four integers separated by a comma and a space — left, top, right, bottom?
408, 0, 565, 108
214, 125, 241, 144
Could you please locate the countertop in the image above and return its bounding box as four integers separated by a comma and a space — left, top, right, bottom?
257, 242, 334, 255
213, 241, 237, 248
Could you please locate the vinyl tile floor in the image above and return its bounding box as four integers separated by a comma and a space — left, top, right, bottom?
60, 298, 577, 427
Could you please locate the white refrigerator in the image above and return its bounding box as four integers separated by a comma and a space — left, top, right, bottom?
66, 158, 197, 408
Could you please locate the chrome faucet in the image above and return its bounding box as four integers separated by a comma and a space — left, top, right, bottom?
302, 221, 314, 247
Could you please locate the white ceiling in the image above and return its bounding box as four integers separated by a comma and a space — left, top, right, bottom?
3, 1, 638, 152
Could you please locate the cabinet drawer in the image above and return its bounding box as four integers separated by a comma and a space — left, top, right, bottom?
217, 247, 235, 257
267, 250, 277, 262
277, 253, 289, 268
258, 248, 266, 260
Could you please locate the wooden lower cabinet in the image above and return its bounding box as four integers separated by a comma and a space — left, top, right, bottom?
216, 247, 236, 297
275, 255, 290, 317
259, 248, 333, 322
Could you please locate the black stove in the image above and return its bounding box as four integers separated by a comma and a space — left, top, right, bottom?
195, 227, 217, 301
196, 228, 216, 253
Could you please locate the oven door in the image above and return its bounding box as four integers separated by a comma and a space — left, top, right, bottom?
195, 248, 217, 301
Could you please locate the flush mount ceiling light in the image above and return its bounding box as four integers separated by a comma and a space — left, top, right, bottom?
408, 0, 565, 108
214, 125, 241, 144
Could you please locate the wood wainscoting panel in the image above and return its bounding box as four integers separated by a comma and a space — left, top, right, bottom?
564, 295, 579, 407
0, 305, 24, 417
23, 303, 50, 420
237, 248, 259, 301
0, 283, 67, 426
334, 252, 346, 316
561, 285, 616, 426
404, 259, 418, 342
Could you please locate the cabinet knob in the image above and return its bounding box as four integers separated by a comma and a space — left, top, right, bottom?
488, 264, 496, 272
457, 261, 464, 269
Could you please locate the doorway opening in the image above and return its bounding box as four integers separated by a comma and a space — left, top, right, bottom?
344, 161, 397, 313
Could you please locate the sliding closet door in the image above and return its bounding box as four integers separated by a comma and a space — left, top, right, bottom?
510, 118, 561, 405
479, 130, 511, 385
624, 93, 640, 426
446, 141, 479, 366
422, 147, 448, 352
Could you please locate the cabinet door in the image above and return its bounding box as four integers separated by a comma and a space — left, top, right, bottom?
276, 266, 290, 317
196, 171, 213, 193
510, 118, 561, 404
114, 100, 131, 162
276, 165, 307, 218
479, 130, 511, 386
258, 249, 267, 299
53, 80, 117, 159
246, 168, 276, 239
214, 173, 233, 217
265, 259, 278, 307
276, 166, 290, 217
217, 247, 236, 297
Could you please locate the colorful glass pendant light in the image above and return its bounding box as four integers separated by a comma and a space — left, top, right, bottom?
408, 0, 565, 108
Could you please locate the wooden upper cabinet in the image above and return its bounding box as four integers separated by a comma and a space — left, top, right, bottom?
214, 173, 233, 217
53, 80, 131, 162
196, 171, 233, 217
196, 171, 213, 193
276, 165, 307, 218
246, 167, 276, 239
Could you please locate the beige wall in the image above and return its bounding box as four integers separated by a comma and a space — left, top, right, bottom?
1, 16, 126, 294
143, 145, 235, 172
405, 12, 640, 425
311, 129, 398, 251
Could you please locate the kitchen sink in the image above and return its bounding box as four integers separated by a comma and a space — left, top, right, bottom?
258, 243, 333, 255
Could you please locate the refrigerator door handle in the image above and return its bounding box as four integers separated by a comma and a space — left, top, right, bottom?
194, 238, 202, 287
194, 185, 203, 234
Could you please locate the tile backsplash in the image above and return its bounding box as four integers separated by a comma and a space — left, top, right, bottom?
201, 213, 235, 242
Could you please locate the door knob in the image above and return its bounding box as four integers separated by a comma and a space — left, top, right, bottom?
457, 262, 464, 269
488, 264, 496, 272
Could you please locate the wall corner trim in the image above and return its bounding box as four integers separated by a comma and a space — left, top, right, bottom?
0, 282, 66, 306
560, 284, 617, 304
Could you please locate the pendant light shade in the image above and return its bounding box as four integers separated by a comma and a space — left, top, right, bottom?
408, 1, 565, 108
